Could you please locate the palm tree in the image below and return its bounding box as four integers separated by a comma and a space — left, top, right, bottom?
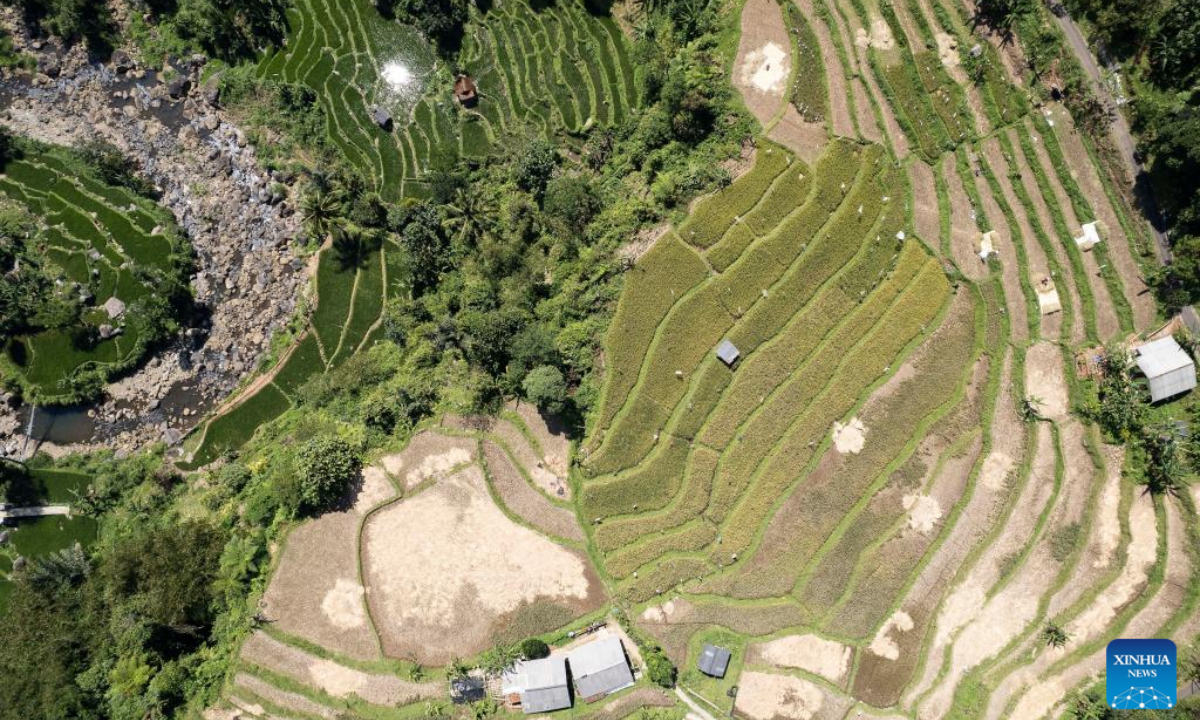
300, 181, 346, 243
440, 188, 497, 249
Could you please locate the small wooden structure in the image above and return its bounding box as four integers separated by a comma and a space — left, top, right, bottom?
454, 74, 478, 108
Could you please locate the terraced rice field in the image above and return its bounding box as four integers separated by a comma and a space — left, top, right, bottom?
257, 0, 638, 199
0, 148, 187, 402
215, 408, 604, 718
184, 238, 401, 467
582, 0, 1186, 716
212, 0, 1189, 715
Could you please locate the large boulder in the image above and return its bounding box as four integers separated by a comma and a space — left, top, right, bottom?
111, 49, 134, 73
104, 297, 126, 319
167, 76, 191, 100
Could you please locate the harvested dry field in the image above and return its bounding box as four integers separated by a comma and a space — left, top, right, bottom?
362, 463, 603, 663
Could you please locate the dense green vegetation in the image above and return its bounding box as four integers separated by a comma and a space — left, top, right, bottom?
1, 0, 289, 60
0, 0, 749, 714
0, 133, 193, 404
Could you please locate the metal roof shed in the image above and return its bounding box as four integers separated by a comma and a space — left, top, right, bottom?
567, 636, 635, 702
1135, 337, 1196, 402
716, 340, 740, 367
698, 644, 731, 678
501, 656, 572, 714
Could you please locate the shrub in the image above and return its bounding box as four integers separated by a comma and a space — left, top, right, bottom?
519, 638, 550, 659
294, 435, 361, 513
644, 646, 677, 687
522, 365, 568, 415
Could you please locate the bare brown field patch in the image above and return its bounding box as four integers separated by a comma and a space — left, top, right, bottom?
768, 104, 828, 165
842, 9, 909, 155
491, 418, 569, 499
735, 670, 853, 720
240, 632, 440, 706
749, 634, 852, 685
909, 159, 941, 249
232, 673, 337, 719
381, 431, 476, 490
734, 0, 793, 127
941, 155, 984, 280
362, 464, 602, 664
638, 597, 806, 663
482, 440, 584, 542
1024, 341, 1069, 422
510, 400, 572, 491
260, 467, 397, 660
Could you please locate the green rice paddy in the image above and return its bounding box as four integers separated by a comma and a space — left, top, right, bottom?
0, 147, 186, 404
258, 0, 639, 199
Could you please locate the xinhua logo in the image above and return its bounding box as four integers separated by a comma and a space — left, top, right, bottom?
1106, 639, 1177, 710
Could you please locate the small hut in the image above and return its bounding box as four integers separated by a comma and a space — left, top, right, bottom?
1074, 221, 1102, 250
370, 105, 393, 131
698, 645, 732, 679
716, 340, 740, 367
454, 74, 478, 108
1135, 336, 1197, 403
567, 636, 635, 703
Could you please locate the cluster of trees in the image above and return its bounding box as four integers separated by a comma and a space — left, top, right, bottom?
210, 0, 747, 432
374, 0, 469, 54
1086, 341, 1199, 495
1, 0, 288, 61
0, 418, 366, 719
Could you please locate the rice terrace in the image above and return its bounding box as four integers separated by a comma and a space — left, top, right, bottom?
1, 0, 1199, 716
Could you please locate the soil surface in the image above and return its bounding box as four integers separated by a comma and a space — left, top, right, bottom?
362, 463, 602, 663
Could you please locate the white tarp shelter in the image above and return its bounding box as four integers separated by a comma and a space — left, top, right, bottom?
1135, 336, 1197, 402
978, 231, 997, 261
1074, 221, 1102, 250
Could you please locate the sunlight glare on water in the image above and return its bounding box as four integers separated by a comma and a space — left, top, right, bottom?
381, 60, 413, 89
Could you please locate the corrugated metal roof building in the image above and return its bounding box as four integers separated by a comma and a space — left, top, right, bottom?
1135, 337, 1196, 402
567, 636, 635, 702
501, 656, 572, 714
716, 340, 740, 367
698, 644, 732, 678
